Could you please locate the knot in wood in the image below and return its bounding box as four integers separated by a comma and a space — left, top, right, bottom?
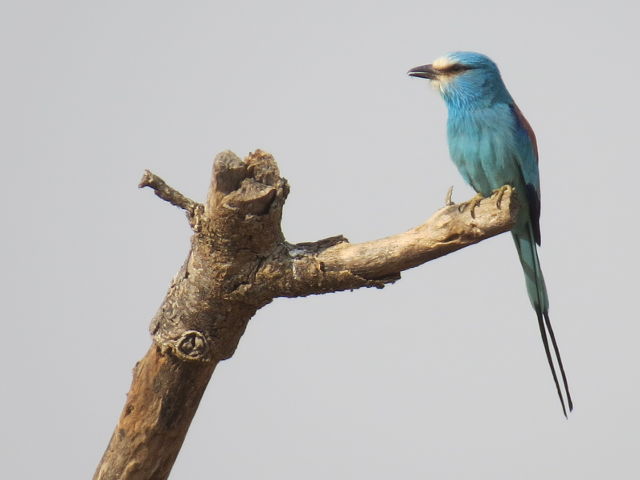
175, 330, 209, 361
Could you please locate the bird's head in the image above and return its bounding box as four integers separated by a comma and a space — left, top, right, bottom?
408, 52, 510, 108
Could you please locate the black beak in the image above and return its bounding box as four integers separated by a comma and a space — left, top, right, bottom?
408, 64, 438, 80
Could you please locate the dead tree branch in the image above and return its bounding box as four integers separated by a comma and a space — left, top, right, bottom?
94, 150, 518, 480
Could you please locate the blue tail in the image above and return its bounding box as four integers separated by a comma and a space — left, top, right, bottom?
512, 226, 573, 416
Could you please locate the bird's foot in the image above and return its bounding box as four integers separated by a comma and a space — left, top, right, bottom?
444, 186, 454, 206
490, 185, 512, 210
459, 192, 484, 219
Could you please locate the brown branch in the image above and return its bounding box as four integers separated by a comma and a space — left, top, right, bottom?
250, 186, 517, 299
139, 170, 204, 229
320, 190, 515, 278
94, 150, 519, 480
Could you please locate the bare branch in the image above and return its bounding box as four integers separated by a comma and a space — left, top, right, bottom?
319, 187, 516, 278
255, 186, 517, 298
138, 170, 203, 227
95, 150, 519, 480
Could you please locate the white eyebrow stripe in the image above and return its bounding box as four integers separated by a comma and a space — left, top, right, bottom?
432, 56, 456, 70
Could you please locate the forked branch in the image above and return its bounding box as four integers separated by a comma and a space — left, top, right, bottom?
94, 150, 518, 480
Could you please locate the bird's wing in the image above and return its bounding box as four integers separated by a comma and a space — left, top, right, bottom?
510, 103, 542, 245
511, 103, 539, 163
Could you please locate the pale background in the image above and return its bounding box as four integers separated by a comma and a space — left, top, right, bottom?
2, 1, 638, 478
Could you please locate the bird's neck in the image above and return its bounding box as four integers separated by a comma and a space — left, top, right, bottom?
441, 81, 512, 113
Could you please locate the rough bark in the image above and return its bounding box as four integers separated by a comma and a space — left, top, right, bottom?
94, 150, 518, 480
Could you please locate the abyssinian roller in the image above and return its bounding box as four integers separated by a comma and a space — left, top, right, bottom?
409, 52, 573, 416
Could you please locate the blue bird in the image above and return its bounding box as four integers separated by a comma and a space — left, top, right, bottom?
408, 52, 573, 416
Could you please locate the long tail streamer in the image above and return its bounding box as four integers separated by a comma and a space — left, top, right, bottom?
513, 228, 573, 416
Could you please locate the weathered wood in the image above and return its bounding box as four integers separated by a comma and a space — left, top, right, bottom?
264, 189, 517, 297
94, 150, 518, 480
94, 346, 216, 480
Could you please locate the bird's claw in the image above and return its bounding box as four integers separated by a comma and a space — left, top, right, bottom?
444, 186, 454, 206
491, 185, 512, 210
459, 192, 484, 218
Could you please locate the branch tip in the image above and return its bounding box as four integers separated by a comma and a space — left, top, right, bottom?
138, 169, 202, 218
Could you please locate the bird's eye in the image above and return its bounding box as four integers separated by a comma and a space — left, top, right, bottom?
445, 64, 471, 73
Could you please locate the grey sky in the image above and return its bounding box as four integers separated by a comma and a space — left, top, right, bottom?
2, 1, 638, 478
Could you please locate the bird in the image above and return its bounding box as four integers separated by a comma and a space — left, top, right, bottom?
408, 52, 573, 416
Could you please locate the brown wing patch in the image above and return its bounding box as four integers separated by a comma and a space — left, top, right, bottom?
512, 103, 539, 163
